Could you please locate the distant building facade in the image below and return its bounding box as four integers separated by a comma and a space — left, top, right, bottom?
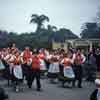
52, 39, 100, 52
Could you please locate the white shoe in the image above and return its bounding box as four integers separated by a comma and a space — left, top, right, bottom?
15, 88, 19, 92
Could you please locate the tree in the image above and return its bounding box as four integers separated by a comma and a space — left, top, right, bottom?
80, 22, 100, 38
95, 6, 100, 24
51, 28, 78, 42
47, 25, 57, 32
30, 14, 49, 33
0, 30, 9, 48
80, 6, 100, 38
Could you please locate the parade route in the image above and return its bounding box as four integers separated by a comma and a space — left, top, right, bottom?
0, 79, 95, 100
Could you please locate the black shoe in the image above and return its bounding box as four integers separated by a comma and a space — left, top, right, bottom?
72, 85, 76, 88
62, 84, 65, 88
28, 86, 32, 89
15, 87, 19, 92
37, 88, 41, 91
78, 86, 82, 88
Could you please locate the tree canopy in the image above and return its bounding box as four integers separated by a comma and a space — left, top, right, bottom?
0, 28, 78, 49
80, 7, 100, 39
80, 22, 100, 38
30, 14, 49, 33
0, 14, 78, 49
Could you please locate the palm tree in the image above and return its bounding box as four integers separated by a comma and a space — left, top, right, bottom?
30, 14, 49, 33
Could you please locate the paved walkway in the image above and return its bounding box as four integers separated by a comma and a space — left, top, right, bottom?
0, 79, 95, 100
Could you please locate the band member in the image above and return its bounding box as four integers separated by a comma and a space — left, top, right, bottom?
38, 51, 47, 77
13, 51, 23, 92
95, 48, 100, 71
45, 50, 52, 70
72, 49, 86, 88
7, 50, 16, 85
59, 53, 75, 87
27, 50, 41, 91
1, 49, 11, 86
20, 47, 32, 81
48, 51, 60, 83
87, 51, 96, 81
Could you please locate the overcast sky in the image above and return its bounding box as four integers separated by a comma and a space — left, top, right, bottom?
0, 0, 100, 36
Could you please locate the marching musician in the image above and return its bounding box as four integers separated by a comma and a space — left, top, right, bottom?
27, 50, 41, 91
38, 50, 47, 77
13, 51, 23, 92
72, 49, 86, 88
48, 51, 60, 83
20, 47, 32, 81
59, 53, 75, 87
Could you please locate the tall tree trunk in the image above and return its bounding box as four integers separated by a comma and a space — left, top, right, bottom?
36, 25, 41, 33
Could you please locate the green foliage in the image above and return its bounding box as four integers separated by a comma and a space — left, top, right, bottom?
80, 22, 100, 38
30, 14, 49, 33
51, 28, 78, 42
0, 14, 78, 49
0, 28, 78, 49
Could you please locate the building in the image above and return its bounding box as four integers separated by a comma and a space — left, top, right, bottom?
52, 39, 100, 52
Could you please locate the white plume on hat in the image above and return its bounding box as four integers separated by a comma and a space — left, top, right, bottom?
95, 79, 100, 85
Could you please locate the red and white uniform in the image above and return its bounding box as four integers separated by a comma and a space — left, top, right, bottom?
13, 54, 23, 79
61, 58, 72, 67
7, 54, 16, 74
72, 53, 86, 65
61, 57, 75, 78
20, 50, 32, 65
48, 54, 60, 73
38, 53, 47, 71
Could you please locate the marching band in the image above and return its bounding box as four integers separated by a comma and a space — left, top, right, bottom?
0, 44, 99, 95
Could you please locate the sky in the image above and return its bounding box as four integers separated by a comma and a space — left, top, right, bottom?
0, 0, 100, 36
